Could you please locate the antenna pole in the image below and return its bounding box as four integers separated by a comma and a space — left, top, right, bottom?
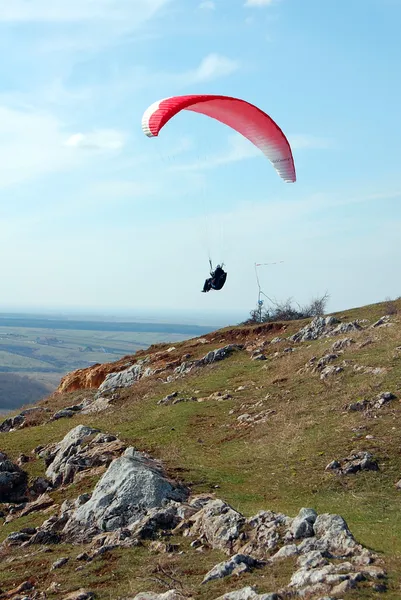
254, 261, 284, 322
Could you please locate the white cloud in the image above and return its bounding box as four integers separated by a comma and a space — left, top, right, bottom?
0, 105, 82, 188
198, 1, 216, 9
65, 130, 127, 151
245, 0, 277, 6
189, 54, 239, 83
0, 0, 171, 22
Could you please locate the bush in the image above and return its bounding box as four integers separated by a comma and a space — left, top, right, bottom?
243, 292, 330, 324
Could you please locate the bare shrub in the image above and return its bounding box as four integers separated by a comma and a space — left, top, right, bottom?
243, 292, 330, 324
384, 297, 398, 316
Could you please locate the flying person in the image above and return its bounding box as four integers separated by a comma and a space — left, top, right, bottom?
202, 264, 227, 293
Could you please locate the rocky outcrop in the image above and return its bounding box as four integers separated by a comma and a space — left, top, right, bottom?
290, 316, 363, 343
97, 359, 153, 396
40, 425, 126, 487
1, 482, 385, 599
64, 447, 189, 540
56, 360, 135, 393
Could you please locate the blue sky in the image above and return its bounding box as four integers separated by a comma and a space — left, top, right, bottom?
0, 0, 400, 324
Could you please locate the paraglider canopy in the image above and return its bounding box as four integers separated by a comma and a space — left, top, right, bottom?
141, 94, 296, 183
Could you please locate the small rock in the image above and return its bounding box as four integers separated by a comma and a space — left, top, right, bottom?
290, 508, 317, 539
331, 578, 356, 594
52, 409, 77, 420
62, 590, 95, 600
202, 553, 263, 584
271, 544, 299, 559
326, 452, 379, 475
252, 353, 267, 361
76, 552, 90, 561
332, 337, 355, 352
131, 591, 187, 600
51, 557, 69, 570
371, 315, 390, 328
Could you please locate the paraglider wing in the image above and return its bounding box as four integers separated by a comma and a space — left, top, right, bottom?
141, 94, 296, 183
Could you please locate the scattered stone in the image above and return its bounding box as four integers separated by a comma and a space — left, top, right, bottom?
271, 544, 299, 560
51, 556, 69, 569
5, 493, 54, 522
81, 396, 113, 414
62, 590, 95, 600
0, 579, 35, 599
346, 391, 396, 412
0, 407, 47, 433
299, 354, 343, 379
373, 391, 396, 409
270, 337, 284, 344
157, 391, 179, 405
371, 315, 391, 328
252, 353, 267, 361
325, 451, 379, 475
213, 588, 280, 600
202, 553, 264, 584
76, 552, 90, 561
351, 363, 386, 376
149, 540, 181, 553
331, 337, 355, 351
174, 345, 244, 378
347, 400, 370, 412
236, 410, 275, 426
320, 366, 344, 380
131, 591, 187, 600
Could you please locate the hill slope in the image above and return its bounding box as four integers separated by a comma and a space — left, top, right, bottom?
0, 300, 400, 600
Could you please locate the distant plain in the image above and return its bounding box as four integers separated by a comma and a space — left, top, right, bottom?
0, 313, 214, 411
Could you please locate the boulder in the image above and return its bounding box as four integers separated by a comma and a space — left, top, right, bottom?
64, 447, 188, 539
187, 499, 245, 554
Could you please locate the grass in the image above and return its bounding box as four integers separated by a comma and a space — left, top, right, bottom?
1, 300, 401, 598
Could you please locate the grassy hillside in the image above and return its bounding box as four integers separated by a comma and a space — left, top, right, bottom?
0, 299, 400, 599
